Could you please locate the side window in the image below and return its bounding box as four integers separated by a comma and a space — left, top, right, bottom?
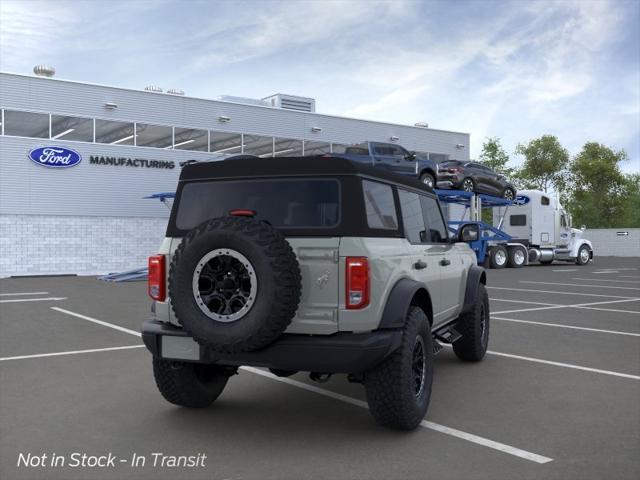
541, 196, 550, 206
420, 195, 449, 243
510, 214, 527, 226
398, 190, 426, 243
362, 180, 398, 230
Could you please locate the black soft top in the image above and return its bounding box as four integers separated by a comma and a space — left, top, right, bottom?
179, 155, 433, 192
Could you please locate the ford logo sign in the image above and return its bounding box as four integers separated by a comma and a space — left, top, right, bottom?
28, 146, 82, 168
514, 195, 530, 205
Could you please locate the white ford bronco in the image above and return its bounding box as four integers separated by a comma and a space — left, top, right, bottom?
142, 156, 489, 430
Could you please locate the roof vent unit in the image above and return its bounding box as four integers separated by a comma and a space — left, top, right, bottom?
414, 122, 429, 128
263, 94, 316, 113
33, 65, 55, 77
167, 88, 185, 96
216, 95, 270, 107
144, 85, 163, 93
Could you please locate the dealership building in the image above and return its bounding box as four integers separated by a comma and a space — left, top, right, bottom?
0, 69, 470, 277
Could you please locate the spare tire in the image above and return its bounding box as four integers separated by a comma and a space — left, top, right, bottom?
169, 216, 301, 353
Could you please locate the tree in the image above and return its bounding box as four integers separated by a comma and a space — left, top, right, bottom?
515, 135, 569, 193
566, 142, 629, 228
479, 137, 514, 177
619, 174, 640, 228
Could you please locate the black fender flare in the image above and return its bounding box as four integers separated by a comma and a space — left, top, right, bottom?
461, 265, 486, 313
378, 278, 432, 329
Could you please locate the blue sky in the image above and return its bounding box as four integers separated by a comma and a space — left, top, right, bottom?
1, 0, 638, 172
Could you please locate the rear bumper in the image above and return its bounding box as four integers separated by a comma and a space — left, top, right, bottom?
141, 320, 402, 374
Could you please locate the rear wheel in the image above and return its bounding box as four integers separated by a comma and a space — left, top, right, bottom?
364, 307, 433, 430
461, 178, 475, 192
153, 359, 231, 408
507, 246, 526, 268
419, 172, 435, 189
489, 245, 508, 269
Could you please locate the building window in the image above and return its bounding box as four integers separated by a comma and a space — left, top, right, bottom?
173, 127, 208, 151
243, 134, 274, 157
51, 114, 93, 142
427, 153, 450, 163
274, 137, 303, 157
362, 180, 398, 230
304, 141, 331, 156
210, 131, 243, 155
95, 119, 135, 145
3, 110, 49, 138
135, 123, 173, 148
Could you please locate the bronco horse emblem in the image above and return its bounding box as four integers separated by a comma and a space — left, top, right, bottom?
316, 271, 331, 288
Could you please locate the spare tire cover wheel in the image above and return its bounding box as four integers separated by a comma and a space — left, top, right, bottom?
169, 216, 301, 353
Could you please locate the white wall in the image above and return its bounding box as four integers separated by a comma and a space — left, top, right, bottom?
0, 215, 167, 277
584, 228, 640, 257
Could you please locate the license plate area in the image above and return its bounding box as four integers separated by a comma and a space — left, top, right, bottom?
161, 336, 200, 361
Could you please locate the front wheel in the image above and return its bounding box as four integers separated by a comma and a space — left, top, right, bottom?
576, 245, 591, 265
419, 172, 435, 189
364, 307, 433, 430
453, 283, 489, 362
153, 358, 230, 408
502, 188, 515, 201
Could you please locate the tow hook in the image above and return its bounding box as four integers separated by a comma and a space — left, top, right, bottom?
310, 372, 332, 383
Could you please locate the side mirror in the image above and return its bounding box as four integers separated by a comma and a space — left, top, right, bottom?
406, 151, 417, 161
458, 223, 479, 242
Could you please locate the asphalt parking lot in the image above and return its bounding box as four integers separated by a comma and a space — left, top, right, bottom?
1, 257, 639, 480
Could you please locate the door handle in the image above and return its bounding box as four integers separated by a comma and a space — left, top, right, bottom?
440, 258, 451, 266
413, 260, 427, 270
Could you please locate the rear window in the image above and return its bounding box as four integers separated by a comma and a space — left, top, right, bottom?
175, 178, 340, 231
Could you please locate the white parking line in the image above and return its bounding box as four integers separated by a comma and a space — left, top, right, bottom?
241, 366, 553, 464
492, 297, 640, 315
0, 345, 145, 362
0, 291, 49, 296
593, 270, 620, 274
488, 286, 636, 299
492, 298, 559, 306
520, 281, 640, 291
619, 275, 640, 279
572, 278, 640, 284
0, 297, 67, 303
44, 307, 554, 464
51, 307, 142, 337
484, 350, 640, 381
492, 316, 640, 337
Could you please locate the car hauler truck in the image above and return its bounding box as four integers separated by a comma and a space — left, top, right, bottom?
437, 189, 594, 268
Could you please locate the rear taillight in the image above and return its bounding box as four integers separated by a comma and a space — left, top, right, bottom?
148, 255, 166, 301
345, 257, 369, 309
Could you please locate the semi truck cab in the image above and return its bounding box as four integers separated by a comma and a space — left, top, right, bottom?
495, 190, 593, 265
